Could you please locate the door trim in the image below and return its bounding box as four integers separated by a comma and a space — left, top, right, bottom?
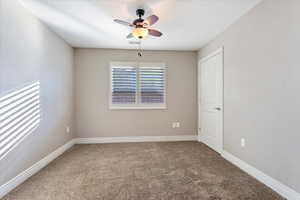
198, 47, 224, 153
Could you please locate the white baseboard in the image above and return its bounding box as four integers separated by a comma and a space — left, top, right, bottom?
222, 151, 300, 200
197, 134, 202, 142
75, 135, 197, 144
0, 139, 76, 199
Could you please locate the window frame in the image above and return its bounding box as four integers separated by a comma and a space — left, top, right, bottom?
109, 61, 167, 110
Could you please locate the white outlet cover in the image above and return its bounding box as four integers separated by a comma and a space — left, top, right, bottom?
241, 138, 246, 147
66, 126, 70, 133
172, 123, 176, 128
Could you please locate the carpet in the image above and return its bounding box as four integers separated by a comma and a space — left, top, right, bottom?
2, 142, 285, 200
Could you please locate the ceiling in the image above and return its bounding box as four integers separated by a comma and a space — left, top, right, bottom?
20, 0, 262, 51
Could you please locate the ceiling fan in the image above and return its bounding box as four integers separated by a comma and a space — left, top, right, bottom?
114, 9, 163, 39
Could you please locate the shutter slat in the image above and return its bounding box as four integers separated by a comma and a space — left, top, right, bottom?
140, 67, 165, 104
111, 67, 137, 104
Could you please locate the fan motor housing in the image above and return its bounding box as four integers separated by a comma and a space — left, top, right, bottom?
133, 19, 144, 27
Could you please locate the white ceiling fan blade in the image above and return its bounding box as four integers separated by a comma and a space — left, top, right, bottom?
114, 19, 133, 27
126, 33, 134, 39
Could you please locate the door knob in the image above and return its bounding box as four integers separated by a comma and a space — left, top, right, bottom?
215, 107, 221, 111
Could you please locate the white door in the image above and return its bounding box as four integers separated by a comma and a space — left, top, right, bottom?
198, 48, 223, 154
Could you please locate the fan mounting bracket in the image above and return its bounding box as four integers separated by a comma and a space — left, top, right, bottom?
136, 9, 145, 19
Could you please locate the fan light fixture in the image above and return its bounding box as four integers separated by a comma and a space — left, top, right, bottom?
114, 9, 162, 39
132, 27, 149, 39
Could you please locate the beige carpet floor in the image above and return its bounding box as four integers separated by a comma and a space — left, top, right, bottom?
2, 142, 285, 200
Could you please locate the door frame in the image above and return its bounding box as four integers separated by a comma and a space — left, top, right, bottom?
198, 47, 224, 154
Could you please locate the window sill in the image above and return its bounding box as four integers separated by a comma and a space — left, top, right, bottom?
109, 106, 167, 110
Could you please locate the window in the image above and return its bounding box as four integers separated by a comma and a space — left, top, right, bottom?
0, 81, 41, 160
110, 62, 166, 109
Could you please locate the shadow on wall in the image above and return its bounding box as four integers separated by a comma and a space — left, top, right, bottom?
0, 81, 41, 160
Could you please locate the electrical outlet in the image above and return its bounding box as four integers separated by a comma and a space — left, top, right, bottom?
66, 126, 70, 133
172, 122, 180, 128
172, 122, 176, 128
241, 138, 246, 148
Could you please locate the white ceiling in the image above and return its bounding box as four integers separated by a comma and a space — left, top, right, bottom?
21, 0, 262, 50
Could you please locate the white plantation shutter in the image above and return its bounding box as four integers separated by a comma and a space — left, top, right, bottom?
140, 66, 165, 104
110, 62, 166, 109
111, 64, 137, 104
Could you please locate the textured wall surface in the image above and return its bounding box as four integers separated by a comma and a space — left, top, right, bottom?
74, 49, 197, 138
198, 0, 300, 193
0, 0, 74, 185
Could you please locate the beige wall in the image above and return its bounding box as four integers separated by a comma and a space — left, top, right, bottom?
198, 0, 300, 192
74, 49, 197, 138
0, 0, 74, 185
